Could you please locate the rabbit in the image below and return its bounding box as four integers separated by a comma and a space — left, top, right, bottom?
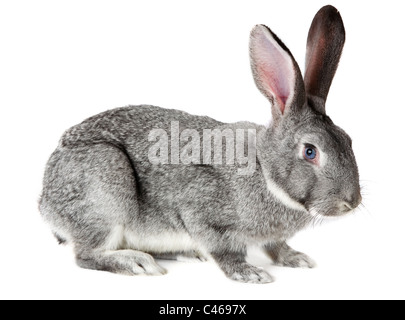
39, 5, 361, 283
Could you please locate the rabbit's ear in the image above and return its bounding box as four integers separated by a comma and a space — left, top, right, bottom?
250, 25, 305, 121
305, 5, 345, 112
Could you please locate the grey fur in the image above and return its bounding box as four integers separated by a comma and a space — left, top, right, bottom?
39, 6, 361, 283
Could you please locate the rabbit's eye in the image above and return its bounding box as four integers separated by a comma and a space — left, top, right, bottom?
305, 147, 316, 159
303, 144, 318, 162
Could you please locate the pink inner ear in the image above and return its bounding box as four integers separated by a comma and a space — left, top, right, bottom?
252, 27, 294, 115
258, 63, 291, 114
279, 95, 288, 105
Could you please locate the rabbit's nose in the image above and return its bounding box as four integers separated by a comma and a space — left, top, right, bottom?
350, 191, 362, 208
340, 192, 362, 212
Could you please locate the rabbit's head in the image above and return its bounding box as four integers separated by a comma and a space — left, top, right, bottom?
251, 6, 361, 217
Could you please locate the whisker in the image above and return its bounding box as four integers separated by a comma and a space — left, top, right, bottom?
357, 201, 373, 216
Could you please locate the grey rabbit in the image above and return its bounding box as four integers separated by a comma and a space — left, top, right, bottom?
39, 5, 361, 283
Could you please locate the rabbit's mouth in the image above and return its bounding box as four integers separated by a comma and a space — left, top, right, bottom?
305, 188, 362, 218
308, 202, 357, 218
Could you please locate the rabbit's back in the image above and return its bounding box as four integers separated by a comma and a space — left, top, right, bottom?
59, 105, 223, 153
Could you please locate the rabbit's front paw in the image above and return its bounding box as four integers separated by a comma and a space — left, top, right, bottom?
230, 264, 274, 284
276, 252, 316, 269
265, 242, 316, 269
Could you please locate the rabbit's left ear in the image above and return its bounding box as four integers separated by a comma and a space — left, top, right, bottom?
305, 5, 345, 113
250, 25, 306, 123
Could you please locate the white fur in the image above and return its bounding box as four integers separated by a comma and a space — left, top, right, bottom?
261, 166, 307, 212
319, 149, 328, 167
105, 225, 125, 250
105, 225, 199, 253
309, 208, 319, 218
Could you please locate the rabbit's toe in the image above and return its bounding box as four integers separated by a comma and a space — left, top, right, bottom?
135, 255, 168, 275
230, 264, 274, 284
276, 252, 316, 269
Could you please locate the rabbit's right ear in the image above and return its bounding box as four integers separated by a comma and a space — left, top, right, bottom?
250, 25, 305, 123
304, 6, 345, 113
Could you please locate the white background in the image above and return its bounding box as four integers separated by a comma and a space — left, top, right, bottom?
1, 0, 404, 300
